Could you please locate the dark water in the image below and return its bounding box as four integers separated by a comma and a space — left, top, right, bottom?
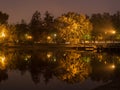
0, 48, 120, 90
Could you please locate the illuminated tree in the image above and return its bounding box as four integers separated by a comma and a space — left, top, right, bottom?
0, 24, 9, 42
55, 12, 92, 44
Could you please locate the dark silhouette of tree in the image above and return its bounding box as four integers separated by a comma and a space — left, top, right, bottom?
40, 11, 56, 43
15, 20, 31, 43
90, 13, 115, 40
0, 69, 8, 83
29, 11, 42, 42
0, 11, 9, 24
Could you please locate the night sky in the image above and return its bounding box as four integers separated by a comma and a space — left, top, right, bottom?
0, 0, 120, 23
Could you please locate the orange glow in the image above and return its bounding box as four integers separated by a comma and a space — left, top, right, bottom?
0, 56, 6, 70
47, 36, 51, 40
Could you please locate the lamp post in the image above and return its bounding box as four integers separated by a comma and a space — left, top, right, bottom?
111, 30, 116, 43
53, 33, 57, 43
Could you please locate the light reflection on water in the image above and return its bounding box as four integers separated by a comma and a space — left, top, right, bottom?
0, 49, 120, 90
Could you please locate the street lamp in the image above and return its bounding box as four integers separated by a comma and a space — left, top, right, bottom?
111, 30, 116, 43
53, 33, 57, 43
112, 30, 116, 34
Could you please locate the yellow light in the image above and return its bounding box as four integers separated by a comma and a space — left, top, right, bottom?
27, 36, 32, 39
111, 64, 115, 69
47, 54, 51, 58
0, 56, 6, 70
112, 31, 116, 34
25, 34, 32, 40
54, 33, 57, 37
1, 32, 5, 37
47, 36, 51, 40
47, 52, 52, 58
0, 56, 5, 63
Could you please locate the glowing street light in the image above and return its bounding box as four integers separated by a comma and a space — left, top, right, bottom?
111, 30, 116, 34
47, 36, 51, 40
25, 34, 32, 40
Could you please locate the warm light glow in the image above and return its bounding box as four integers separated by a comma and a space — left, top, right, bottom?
1, 32, 5, 37
112, 30, 116, 34
54, 33, 57, 37
0, 56, 5, 63
24, 55, 31, 61
0, 31, 6, 38
27, 35, 32, 39
47, 36, 51, 40
25, 34, 32, 40
111, 64, 115, 69
47, 53, 52, 58
0, 56, 6, 70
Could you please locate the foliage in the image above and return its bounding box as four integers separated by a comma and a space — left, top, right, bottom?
55, 12, 92, 44
0, 11, 9, 24
29, 11, 42, 41
90, 13, 116, 40
55, 51, 91, 83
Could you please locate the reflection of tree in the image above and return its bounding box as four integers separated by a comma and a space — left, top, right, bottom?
55, 51, 91, 84
1, 49, 120, 86
0, 69, 8, 83
28, 51, 56, 84
90, 53, 117, 82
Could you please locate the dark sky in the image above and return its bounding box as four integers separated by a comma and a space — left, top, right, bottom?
0, 0, 120, 23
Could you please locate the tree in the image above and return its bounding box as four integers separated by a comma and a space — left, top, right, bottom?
0, 24, 9, 42
15, 20, 32, 43
0, 11, 9, 24
55, 51, 91, 84
90, 13, 114, 40
41, 11, 56, 43
55, 12, 92, 44
29, 11, 42, 41
111, 11, 120, 40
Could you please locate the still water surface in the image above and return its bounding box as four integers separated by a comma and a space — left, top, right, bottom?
0, 48, 120, 90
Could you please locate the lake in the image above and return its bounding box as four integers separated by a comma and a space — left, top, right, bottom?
0, 48, 120, 90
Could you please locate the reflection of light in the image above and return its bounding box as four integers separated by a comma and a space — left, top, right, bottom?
47, 53, 52, 58
0, 56, 6, 70
108, 64, 115, 70
111, 64, 115, 69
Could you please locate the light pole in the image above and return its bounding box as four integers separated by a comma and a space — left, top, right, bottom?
53, 33, 57, 43
111, 30, 116, 43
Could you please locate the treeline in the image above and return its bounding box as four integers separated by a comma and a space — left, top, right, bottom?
0, 11, 120, 44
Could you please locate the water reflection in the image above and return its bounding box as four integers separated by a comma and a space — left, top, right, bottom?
0, 49, 120, 89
